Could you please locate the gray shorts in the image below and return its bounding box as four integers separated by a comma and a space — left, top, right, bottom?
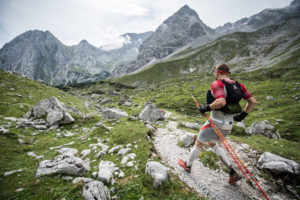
198, 120, 232, 143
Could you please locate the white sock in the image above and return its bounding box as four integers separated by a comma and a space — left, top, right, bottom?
211, 145, 232, 168
187, 146, 201, 167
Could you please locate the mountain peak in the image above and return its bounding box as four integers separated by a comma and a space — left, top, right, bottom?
175, 4, 198, 17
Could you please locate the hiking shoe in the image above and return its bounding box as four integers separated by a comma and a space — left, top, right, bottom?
178, 158, 191, 173
228, 168, 241, 185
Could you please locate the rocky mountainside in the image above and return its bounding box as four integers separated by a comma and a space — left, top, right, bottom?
215, 0, 300, 36
113, 0, 300, 77
112, 5, 215, 76
0, 30, 152, 85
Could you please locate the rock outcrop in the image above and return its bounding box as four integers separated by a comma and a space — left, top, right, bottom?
246, 120, 281, 139
36, 154, 90, 177
139, 104, 164, 123
257, 152, 299, 174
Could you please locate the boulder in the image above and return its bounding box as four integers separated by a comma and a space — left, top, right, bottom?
145, 161, 169, 187
30, 97, 74, 126
139, 104, 164, 123
246, 120, 281, 139
4, 117, 18, 122
82, 181, 110, 200
257, 152, 299, 174
97, 161, 115, 184
101, 108, 128, 119
36, 154, 90, 177
179, 122, 199, 130
180, 133, 195, 147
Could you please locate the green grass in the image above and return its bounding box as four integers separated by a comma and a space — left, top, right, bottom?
0, 70, 205, 199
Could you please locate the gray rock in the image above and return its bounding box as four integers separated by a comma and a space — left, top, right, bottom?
23, 110, 32, 118
16, 118, 34, 129
33, 119, 46, 125
96, 151, 106, 158
0, 126, 9, 134
145, 161, 170, 187
139, 104, 164, 123
27, 152, 44, 159
179, 122, 199, 130
49, 124, 59, 130
56, 148, 78, 156
36, 154, 90, 177
257, 152, 299, 174
118, 171, 125, 178
117, 148, 131, 156
47, 110, 64, 126
18, 139, 25, 144
15, 188, 24, 192
4, 169, 24, 176
101, 108, 128, 119
82, 181, 110, 200
60, 112, 75, 125
72, 177, 93, 184
4, 117, 18, 122
266, 96, 274, 101
236, 121, 246, 129
34, 125, 47, 130
97, 160, 115, 184
180, 133, 195, 147
81, 149, 91, 157
246, 120, 280, 139
96, 122, 113, 131
108, 145, 122, 154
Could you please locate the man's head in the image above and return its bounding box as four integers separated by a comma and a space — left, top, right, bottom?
214, 64, 230, 80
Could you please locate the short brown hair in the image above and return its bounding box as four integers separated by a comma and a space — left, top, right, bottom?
216, 64, 230, 74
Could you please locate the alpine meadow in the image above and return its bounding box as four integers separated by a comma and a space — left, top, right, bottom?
0, 1, 300, 200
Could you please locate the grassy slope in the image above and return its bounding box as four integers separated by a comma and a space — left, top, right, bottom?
122, 64, 300, 163
0, 71, 203, 200
111, 21, 300, 87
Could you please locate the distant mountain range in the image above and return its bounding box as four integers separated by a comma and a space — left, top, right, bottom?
0, 30, 152, 85
0, 0, 299, 85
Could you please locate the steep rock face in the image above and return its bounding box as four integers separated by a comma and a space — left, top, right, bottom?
0, 30, 71, 85
215, 0, 300, 35
0, 30, 152, 85
113, 5, 215, 76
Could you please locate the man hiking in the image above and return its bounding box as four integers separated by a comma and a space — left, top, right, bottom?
178, 64, 257, 184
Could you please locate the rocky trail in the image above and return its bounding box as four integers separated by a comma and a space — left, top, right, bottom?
153, 119, 293, 200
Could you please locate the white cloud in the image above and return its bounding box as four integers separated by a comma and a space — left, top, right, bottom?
0, 0, 293, 49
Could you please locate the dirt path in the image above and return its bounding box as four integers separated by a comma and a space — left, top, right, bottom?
153, 120, 291, 200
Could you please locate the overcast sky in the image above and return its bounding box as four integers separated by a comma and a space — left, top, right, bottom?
0, 0, 293, 49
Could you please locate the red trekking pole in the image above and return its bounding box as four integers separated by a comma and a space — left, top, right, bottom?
191, 95, 270, 200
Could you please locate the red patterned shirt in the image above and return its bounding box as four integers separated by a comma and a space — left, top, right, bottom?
211, 79, 252, 100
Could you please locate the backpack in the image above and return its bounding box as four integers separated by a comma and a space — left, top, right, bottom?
207, 80, 243, 114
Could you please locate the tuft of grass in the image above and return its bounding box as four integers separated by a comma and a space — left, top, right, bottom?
198, 150, 220, 170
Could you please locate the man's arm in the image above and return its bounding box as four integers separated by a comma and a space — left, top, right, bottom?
243, 96, 257, 113
209, 98, 226, 110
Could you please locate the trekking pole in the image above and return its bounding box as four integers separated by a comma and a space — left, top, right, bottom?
191, 95, 270, 200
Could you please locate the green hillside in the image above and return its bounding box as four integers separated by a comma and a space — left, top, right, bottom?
0, 70, 203, 200
111, 20, 300, 87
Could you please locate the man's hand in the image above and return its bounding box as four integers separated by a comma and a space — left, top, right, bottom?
233, 111, 248, 122
199, 105, 211, 114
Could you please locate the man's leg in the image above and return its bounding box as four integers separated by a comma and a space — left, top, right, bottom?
208, 142, 239, 185
178, 140, 205, 173
208, 142, 232, 168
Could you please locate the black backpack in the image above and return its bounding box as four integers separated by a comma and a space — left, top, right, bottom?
207, 80, 243, 114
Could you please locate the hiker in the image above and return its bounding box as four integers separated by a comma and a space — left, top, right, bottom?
178, 64, 257, 185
